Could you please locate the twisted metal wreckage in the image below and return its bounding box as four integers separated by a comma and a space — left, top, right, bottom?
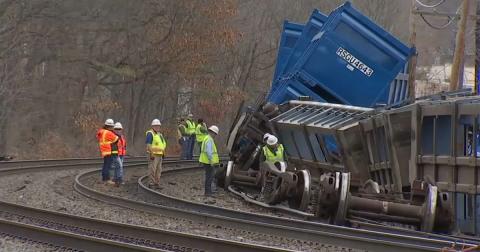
220, 2, 480, 236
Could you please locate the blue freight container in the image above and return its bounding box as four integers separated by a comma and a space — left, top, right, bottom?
276, 10, 328, 80
270, 65, 411, 106
268, 1, 414, 108
387, 63, 409, 107
271, 74, 337, 104
270, 76, 326, 104
273, 21, 305, 84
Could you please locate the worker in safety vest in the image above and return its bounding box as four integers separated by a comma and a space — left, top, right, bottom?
261, 135, 285, 164
199, 125, 219, 196
113, 122, 126, 186
96, 119, 119, 184
146, 119, 167, 187
248, 132, 273, 178
177, 118, 188, 159
195, 118, 208, 153
185, 113, 196, 160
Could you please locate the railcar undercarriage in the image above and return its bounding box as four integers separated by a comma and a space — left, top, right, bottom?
218, 97, 478, 234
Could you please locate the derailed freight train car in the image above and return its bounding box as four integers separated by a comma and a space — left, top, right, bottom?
220, 1, 476, 235
227, 1, 414, 175
275, 100, 453, 232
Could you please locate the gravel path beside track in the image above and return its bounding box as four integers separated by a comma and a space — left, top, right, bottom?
0, 165, 364, 251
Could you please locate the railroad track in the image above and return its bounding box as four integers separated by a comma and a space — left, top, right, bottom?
74, 164, 480, 252
0, 156, 147, 169
0, 214, 162, 252
2, 157, 479, 251
0, 157, 285, 252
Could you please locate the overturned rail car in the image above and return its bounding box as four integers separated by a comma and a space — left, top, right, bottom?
225, 99, 453, 233
223, 1, 480, 236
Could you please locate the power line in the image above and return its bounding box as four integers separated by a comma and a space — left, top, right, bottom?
415, 0, 446, 8
415, 4, 462, 30
419, 14, 455, 30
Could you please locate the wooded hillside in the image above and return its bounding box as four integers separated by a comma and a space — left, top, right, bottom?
0, 0, 468, 158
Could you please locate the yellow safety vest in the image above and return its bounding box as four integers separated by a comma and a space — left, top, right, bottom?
185, 119, 196, 135
195, 123, 208, 143
262, 144, 285, 163
146, 129, 166, 155
199, 135, 219, 165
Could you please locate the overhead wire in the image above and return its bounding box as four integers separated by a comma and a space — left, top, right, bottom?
415, 0, 446, 8
419, 14, 455, 30
417, 2, 462, 30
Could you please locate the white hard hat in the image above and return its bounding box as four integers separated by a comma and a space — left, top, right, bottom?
114, 122, 123, 129
104, 118, 114, 126
263, 133, 272, 142
151, 119, 161, 126
208, 125, 219, 135
267, 135, 278, 146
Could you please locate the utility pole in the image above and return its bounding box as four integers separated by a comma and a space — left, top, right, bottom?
450, 0, 470, 91
407, 0, 417, 100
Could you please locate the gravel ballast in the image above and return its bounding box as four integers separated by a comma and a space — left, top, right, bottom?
89, 166, 296, 218
0, 234, 68, 252
0, 165, 365, 252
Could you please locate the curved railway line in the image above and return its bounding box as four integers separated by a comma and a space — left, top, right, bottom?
76, 162, 479, 251
0, 157, 479, 251
0, 157, 286, 252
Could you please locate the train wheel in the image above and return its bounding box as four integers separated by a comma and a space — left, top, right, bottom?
288, 169, 311, 211
223, 161, 234, 189
334, 172, 350, 226
421, 184, 437, 233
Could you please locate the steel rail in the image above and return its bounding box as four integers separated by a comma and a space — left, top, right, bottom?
227, 184, 480, 246
74, 164, 478, 252
0, 156, 193, 175
3, 157, 478, 251
348, 219, 480, 244
139, 168, 480, 248
0, 157, 144, 169
0, 217, 164, 252
227, 185, 314, 217
0, 158, 284, 252
0, 156, 194, 169
0, 199, 284, 252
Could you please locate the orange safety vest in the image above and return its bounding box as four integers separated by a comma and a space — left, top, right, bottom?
118, 135, 126, 156
96, 128, 119, 157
